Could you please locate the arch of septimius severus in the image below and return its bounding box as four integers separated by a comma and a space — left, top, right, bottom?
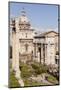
10, 9, 59, 86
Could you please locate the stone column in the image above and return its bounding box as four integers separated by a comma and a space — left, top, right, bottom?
12, 31, 16, 71
41, 44, 44, 64
37, 52, 40, 63
40, 44, 41, 63
45, 44, 47, 64
36, 43, 38, 61
43, 44, 45, 64
33, 43, 36, 62
15, 32, 20, 79
15, 32, 24, 86
36, 43, 38, 56
12, 20, 24, 86
34, 43, 36, 57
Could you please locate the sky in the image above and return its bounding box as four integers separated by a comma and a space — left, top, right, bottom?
9, 2, 59, 32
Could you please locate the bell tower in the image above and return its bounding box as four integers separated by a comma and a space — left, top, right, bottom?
19, 8, 31, 30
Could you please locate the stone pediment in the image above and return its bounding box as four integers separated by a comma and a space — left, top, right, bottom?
43, 31, 58, 37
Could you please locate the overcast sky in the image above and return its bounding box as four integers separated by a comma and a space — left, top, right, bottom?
9, 2, 59, 32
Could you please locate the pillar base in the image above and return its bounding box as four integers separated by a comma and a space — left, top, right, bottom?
15, 69, 21, 79
18, 79, 24, 87
15, 69, 24, 87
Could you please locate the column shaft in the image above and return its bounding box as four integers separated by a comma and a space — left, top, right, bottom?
12, 32, 16, 71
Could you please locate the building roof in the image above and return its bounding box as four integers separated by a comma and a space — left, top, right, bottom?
40, 31, 58, 35
34, 31, 58, 38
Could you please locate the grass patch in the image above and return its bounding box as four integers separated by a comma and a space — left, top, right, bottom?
9, 71, 20, 88
47, 74, 58, 84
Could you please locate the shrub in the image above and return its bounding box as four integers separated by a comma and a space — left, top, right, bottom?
31, 63, 48, 75
31, 63, 40, 69
21, 64, 33, 78
40, 64, 48, 73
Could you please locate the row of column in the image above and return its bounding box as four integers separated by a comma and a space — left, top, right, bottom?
34, 43, 46, 64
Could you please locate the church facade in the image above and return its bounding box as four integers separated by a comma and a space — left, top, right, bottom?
10, 10, 59, 72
